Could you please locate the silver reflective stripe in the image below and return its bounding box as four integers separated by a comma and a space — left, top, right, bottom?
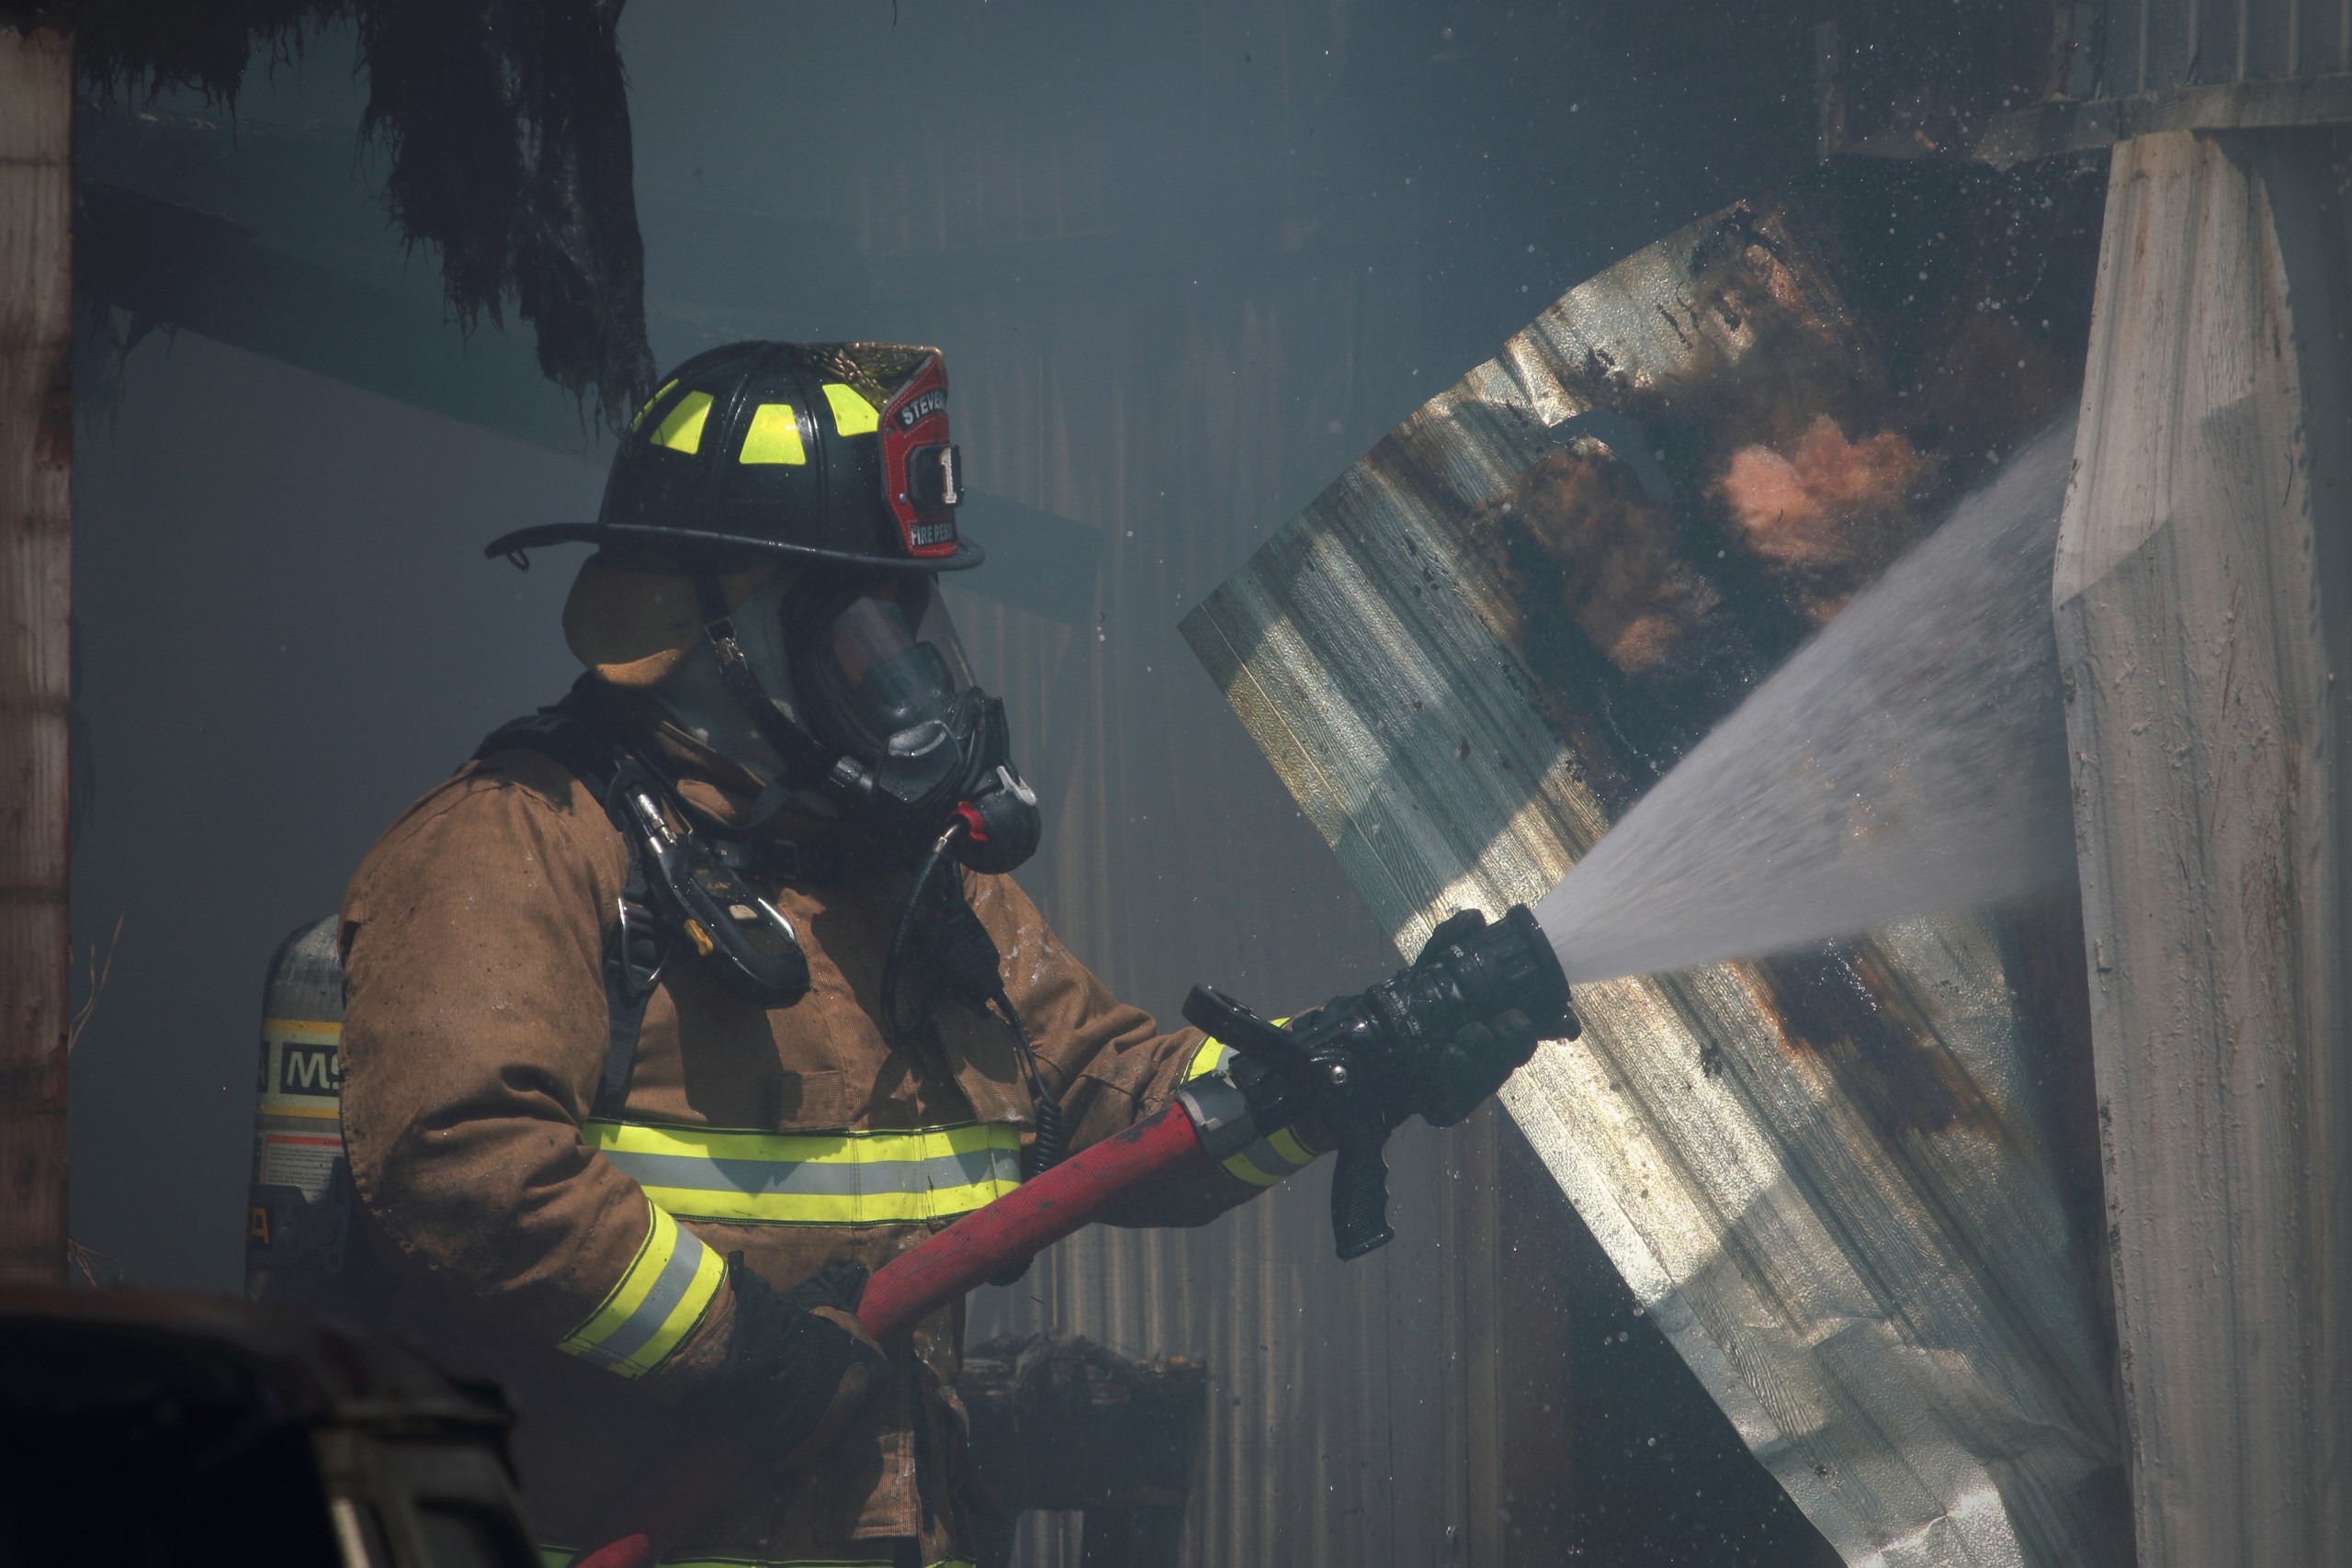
574, 1221, 717, 1371
600, 1143, 1020, 1201
583, 1119, 1028, 1225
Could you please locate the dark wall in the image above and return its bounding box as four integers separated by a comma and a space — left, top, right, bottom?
68, 337, 597, 1287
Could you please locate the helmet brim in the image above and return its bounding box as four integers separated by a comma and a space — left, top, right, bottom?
483, 522, 986, 574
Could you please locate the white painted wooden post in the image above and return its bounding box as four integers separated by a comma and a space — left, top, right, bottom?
2055, 128, 2352, 1568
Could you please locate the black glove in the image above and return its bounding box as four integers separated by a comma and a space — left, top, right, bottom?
1392, 908, 1572, 1125
1413, 1008, 1545, 1126
1361, 907, 1576, 1128
1185, 903, 1573, 1260
685, 1256, 890, 1471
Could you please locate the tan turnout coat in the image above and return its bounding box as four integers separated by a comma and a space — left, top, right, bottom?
337, 692, 1277, 1566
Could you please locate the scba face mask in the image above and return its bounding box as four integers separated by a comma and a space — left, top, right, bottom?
786, 572, 1041, 874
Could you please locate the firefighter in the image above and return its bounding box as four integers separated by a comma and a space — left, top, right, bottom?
335, 342, 1555, 1567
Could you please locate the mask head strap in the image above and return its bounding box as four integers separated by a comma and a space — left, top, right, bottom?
690, 569, 833, 789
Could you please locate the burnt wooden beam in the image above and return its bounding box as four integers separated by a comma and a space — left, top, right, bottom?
961, 1333, 1207, 1568
0, 16, 74, 1288
2056, 127, 2352, 1568
74, 180, 603, 457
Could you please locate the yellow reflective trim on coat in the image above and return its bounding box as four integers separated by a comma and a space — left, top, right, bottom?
586, 1119, 1024, 1226
1182, 1025, 1319, 1188
650, 390, 715, 454
1225, 1120, 1319, 1186
1182, 1017, 1286, 1080
1221, 1150, 1284, 1188
1267, 1125, 1316, 1167
1184, 1035, 1232, 1080
820, 381, 880, 435
739, 402, 808, 465
555, 1200, 723, 1378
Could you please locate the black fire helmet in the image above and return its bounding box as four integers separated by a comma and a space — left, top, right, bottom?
486, 341, 980, 574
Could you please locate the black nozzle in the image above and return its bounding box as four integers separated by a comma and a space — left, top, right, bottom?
1367, 904, 1577, 1056
1451, 905, 1576, 1037
1181, 902, 1572, 1266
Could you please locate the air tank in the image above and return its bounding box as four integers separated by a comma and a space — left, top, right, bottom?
243, 915, 376, 1316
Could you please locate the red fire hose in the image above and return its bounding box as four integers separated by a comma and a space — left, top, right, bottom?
571, 1104, 1208, 1568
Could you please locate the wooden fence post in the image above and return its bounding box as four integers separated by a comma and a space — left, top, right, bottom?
2055, 128, 2352, 1568
0, 17, 74, 1289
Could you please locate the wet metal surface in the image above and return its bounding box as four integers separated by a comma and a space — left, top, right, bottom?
1182, 186, 2127, 1567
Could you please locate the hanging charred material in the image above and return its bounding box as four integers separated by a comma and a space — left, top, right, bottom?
73, 0, 654, 424
961, 1334, 1209, 1568
1182, 167, 2122, 1567
0, 14, 74, 1289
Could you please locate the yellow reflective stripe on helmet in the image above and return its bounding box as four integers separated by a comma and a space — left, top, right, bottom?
629, 378, 680, 433
1180, 1027, 1319, 1187
739, 402, 808, 465
650, 390, 715, 454
820, 381, 880, 435
586, 1119, 1023, 1226
556, 1200, 723, 1378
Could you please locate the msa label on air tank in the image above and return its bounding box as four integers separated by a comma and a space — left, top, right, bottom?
278, 1043, 340, 1095
254, 1018, 344, 1201
259, 1019, 342, 1101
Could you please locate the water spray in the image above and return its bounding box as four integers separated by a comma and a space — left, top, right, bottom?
1537, 419, 2079, 986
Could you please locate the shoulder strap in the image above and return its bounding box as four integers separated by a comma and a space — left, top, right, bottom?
474, 710, 624, 795
476, 710, 664, 1119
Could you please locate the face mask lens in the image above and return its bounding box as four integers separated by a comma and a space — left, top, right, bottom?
828, 592, 917, 691
818, 578, 975, 743
909, 581, 976, 690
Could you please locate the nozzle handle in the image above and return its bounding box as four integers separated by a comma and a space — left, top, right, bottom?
1329, 1108, 1395, 1260
1180, 985, 1298, 1069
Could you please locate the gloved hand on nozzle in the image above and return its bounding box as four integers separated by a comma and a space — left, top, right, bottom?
1404, 908, 1577, 1124
1263, 908, 1580, 1135
1185, 904, 1577, 1259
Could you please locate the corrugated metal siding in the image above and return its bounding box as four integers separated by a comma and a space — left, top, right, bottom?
777, 6, 1569, 1560
2099, 0, 2351, 95
941, 276, 1518, 1567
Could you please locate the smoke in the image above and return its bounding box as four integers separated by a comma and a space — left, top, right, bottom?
1720, 416, 1921, 565
1717, 416, 1928, 624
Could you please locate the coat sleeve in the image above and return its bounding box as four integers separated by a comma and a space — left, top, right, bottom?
339, 755, 731, 1385
965, 870, 1325, 1227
